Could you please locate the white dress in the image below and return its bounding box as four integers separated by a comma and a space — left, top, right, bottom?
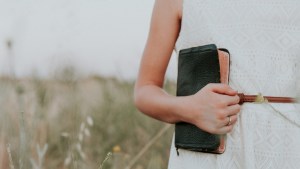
168, 0, 300, 168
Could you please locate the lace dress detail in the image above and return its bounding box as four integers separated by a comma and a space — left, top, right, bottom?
168, 0, 300, 168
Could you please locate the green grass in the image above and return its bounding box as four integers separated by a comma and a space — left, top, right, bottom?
0, 75, 176, 169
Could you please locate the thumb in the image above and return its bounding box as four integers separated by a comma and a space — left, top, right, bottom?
208, 83, 237, 96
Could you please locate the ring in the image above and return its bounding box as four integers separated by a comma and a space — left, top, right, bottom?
226, 116, 232, 126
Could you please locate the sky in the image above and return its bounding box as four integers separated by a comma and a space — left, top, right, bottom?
0, 0, 177, 80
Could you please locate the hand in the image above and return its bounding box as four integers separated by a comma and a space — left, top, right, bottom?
181, 83, 241, 134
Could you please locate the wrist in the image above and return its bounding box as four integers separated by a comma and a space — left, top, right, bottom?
171, 95, 196, 124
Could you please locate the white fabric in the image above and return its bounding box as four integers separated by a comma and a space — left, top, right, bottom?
168, 0, 300, 168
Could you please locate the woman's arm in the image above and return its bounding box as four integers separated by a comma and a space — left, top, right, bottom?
134, 0, 241, 134
134, 0, 182, 123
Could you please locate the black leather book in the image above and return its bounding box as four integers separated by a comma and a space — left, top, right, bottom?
175, 44, 230, 155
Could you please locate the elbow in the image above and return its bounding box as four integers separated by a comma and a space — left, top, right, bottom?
133, 86, 143, 112
133, 84, 152, 115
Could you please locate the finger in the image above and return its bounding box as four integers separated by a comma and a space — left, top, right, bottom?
208, 83, 237, 96
217, 114, 238, 128
226, 104, 241, 116
230, 116, 238, 126
219, 95, 240, 106
218, 116, 238, 134
223, 115, 238, 127
217, 125, 234, 135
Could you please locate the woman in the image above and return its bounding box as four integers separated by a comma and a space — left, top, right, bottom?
134, 0, 300, 168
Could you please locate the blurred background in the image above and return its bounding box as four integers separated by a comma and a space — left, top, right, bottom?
0, 0, 178, 168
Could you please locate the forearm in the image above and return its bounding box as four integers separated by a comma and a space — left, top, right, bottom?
134, 84, 186, 124
134, 0, 183, 125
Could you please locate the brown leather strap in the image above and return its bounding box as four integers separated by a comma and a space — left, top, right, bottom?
238, 93, 295, 105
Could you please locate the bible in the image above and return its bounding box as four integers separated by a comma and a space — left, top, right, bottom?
175, 44, 230, 154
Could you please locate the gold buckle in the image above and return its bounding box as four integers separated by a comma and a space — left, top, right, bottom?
254, 93, 268, 103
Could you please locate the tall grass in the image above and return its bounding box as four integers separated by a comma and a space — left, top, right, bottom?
0, 74, 176, 169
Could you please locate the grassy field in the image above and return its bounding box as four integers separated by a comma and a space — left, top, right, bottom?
0, 74, 176, 169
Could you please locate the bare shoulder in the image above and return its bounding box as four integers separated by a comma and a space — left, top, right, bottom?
176, 0, 183, 20
135, 0, 183, 88
154, 0, 182, 20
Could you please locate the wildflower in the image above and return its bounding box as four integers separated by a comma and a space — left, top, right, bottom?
87, 116, 94, 126
113, 145, 121, 153
84, 128, 91, 137
61, 132, 70, 137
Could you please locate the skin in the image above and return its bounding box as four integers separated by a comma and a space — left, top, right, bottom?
134, 0, 241, 135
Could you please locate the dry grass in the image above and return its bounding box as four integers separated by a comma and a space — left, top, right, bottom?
0, 74, 176, 169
